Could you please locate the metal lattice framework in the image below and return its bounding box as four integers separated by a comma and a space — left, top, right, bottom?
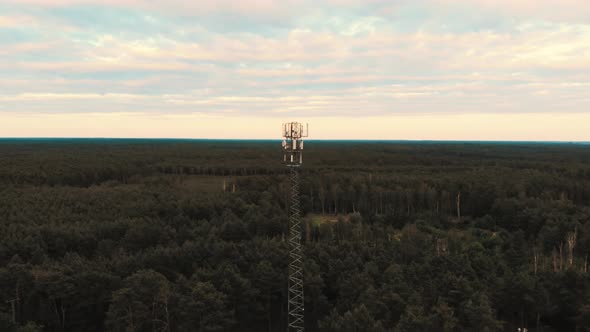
288, 166, 304, 332
282, 122, 307, 332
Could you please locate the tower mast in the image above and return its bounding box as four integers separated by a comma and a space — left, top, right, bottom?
282, 122, 308, 332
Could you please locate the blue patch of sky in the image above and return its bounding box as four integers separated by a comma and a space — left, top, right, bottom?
35, 5, 204, 43
383, 6, 433, 32
7, 48, 73, 62
295, 4, 517, 37
187, 13, 293, 37
432, 10, 516, 33
44, 6, 166, 33
56, 70, 186, 84
38, 4, 292, 40
383, 4, 517, 34
0, 28, 41, 44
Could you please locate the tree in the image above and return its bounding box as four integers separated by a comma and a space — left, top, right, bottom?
430, 300, 458, 332
174, 280, 233, 332
462, 293, 503, 332
576, 304, 590, 331
106, 270, 171, 332
320, 304, 385, 332
396, 304, 432, 332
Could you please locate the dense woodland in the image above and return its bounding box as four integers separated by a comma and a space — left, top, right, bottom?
1, 139, 590, 332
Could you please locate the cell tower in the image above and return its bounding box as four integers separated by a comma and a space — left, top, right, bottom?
282, 122, 308, 332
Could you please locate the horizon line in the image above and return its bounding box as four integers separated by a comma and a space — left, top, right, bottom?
0, 137, 588, 144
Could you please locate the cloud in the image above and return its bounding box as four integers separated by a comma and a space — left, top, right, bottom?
0, 0, 589, 139
0, 15, 39, 28
11, 0, 589, 19
435, 0, 590, 22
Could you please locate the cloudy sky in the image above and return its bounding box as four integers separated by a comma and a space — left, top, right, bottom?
1, 0, 589, 140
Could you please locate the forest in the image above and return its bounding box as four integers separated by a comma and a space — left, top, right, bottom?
1, 139, 590, 332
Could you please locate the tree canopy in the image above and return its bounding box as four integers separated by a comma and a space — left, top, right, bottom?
1, 139, 589, 331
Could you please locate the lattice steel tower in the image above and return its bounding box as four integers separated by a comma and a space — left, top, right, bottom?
282, 122, 308, 332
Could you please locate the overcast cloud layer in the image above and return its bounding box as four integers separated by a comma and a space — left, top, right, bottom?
1, 0, 589, 139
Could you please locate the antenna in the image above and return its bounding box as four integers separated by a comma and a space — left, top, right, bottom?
282, 122, 307, 332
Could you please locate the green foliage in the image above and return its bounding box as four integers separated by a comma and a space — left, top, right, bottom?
396, 304, 432, 332
320, 304, 385, 332
17, 322, 43, 332
1, 140, 590, 331
173, 279, 233, 331
106, 269, 171, 332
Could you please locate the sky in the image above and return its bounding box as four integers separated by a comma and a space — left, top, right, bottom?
1, 0, 589, 140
